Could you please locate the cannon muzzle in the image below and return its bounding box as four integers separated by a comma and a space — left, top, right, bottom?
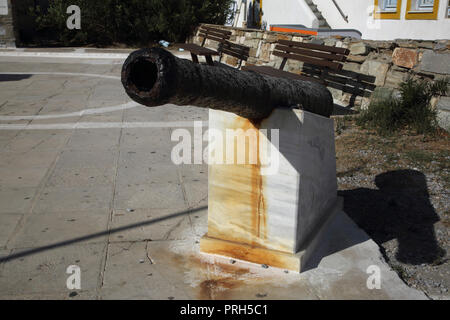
121, 47, 333, 120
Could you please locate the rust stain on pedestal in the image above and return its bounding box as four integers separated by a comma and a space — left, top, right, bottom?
206, 116, 268, 246
202, 115, 302, 271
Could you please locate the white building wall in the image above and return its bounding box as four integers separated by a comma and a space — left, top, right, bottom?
233, 0, 318, 28
255, 0, 449, 40
262, 0, 319, 28
314, 0, 449, 40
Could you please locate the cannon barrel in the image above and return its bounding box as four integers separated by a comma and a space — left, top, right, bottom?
121, 47, 333, 120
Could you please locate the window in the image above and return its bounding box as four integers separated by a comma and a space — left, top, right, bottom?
406, 0, 440, 19
374, 0, 402, 19
447, 0, 450, 17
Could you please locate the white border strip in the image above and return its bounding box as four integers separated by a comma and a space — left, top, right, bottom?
0, 52, 129, 60
0, 121, 208, 130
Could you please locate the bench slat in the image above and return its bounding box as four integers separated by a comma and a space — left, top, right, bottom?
198, 33, 228, 43
200, 26, 232, 36
275, 44, 347, 62
221, 48, 249, 61
221, 42, 250, 53
278, 40, 350, 55
199, 29, 230, 40
273, 51, 343, 71
177, 43, 219, 56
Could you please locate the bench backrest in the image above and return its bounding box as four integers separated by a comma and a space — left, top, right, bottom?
272, 39, 376, 99
218, 41, 250, 68
274, 39, 350, 71
198, 26, 232, 46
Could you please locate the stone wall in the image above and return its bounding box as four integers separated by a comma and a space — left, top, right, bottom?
0, 0, 15, 48
191, 24, 450, 116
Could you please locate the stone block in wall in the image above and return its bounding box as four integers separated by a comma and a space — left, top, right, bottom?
335, 41, 349, 49
346, 54, 367, 63
245, 32, 257, 38
396, 40, 434, 49
328, 87, 343, 101
277, 34, 292, 41
368, 41, 395, 50
249, 47, 258, 57
360, 60, 390, 86
205, 39, 219, 50
243, 38, 260, 48
263, 33, 278, 43
292, 36, 304, 43
349, 42, 370, 56
436, 97, 450, 132
385, 69, 408, 88
392, 48, 418, 69
246, 57, 259, 65
419, 50, 450, 75
433, 41, 449, 51
342, 62, 361, 73
260, 42, 274, 62
225, 55, 239, 67
286, 60, 303, 74
324, 38, 337, 47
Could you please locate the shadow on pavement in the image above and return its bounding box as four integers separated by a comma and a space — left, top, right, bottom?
0, 74, 32, 82
339, 169, 446, 265
0, 206, 207, 264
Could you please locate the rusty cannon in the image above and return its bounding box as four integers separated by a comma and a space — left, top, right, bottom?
121, 47, 333, 120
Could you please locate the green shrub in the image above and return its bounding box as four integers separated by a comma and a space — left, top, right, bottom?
24, 0, 234, 46
357, 77, 449, 135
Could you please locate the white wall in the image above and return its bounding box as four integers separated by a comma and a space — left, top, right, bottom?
262, 0, 319, 28
253, 0, 449, 40
233, 0, 318, 29
312, 0, 449, 40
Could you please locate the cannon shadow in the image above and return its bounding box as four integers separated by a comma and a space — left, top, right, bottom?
0, 74, 32, 82
339, 169, 445, 266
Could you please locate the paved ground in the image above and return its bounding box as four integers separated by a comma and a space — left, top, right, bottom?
0, 51, 427, 299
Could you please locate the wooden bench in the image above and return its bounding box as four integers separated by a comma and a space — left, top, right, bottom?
243, 40, 376, 103
217, 40, 250, 69
243, 40, 349, 83
178, 26, 232, 66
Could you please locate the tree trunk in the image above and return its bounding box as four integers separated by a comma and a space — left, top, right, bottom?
121, 47, 333, 120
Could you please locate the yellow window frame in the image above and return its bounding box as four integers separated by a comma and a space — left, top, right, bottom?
374, 0, 402, 19
406, 0, 440, 19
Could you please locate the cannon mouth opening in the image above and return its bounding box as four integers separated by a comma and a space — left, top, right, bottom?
128, 58, 158, 94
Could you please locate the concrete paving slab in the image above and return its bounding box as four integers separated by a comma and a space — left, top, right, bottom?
0, 243, 106, 296
33, 185, 114, 214
8, 209, 110, 249
54, 149, 118, 169
3, 130, 71, 152
0, 166, 49, 188
0, 150, 59, 169
143, 240, 320, 300
45, 166, 116, 188
120, 128, 172, 150
116, 164, 180, 188
100, 241, 192, 300
0, 187, 37, 214
109, 207, 193, 242
113, 183, 186, 211
0, 213, 23, 247
118, 148, 172, 168
64, 128, 121, 151
0, 290, 97, 300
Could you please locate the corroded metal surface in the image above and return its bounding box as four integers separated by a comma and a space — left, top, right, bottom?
121, 47, 334, 120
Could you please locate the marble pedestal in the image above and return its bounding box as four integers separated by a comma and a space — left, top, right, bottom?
200, 108, 340, 272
